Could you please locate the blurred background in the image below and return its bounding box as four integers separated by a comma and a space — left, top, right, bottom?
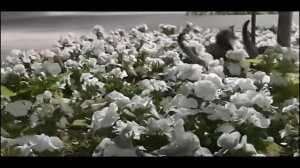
1, 12, 299, 60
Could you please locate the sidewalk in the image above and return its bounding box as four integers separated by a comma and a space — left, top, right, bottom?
1, 12, 299, 60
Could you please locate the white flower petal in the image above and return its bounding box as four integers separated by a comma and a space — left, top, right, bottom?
217, 131, 241, 149
5, 100, 32, 117
215, 123, 235, 133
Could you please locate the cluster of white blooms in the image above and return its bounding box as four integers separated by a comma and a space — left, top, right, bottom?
1, 22, 299, 157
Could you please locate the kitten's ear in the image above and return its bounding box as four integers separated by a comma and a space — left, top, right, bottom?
229, 25, 234, 31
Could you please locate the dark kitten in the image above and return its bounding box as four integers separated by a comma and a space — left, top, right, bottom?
178, 25, 238, 64
206, 26, 238, 59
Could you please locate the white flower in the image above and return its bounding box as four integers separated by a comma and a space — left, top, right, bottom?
203, 103, 233, 122
163, 95, 198, 116
226, 49, 249, 62
231, 106, 250, 124
13, 64, 26, 74
145, 57, 165, 69
5, 100, 32, 117
116, 43, 127, 53
250, 71, 270, 84
36, 104, 55, 118
201, 73, 224, 89
10, 49, 22, 56
199, 52, 214, 65
21, 52, 31, 63
93, 138, 136, 157
194, 80, 218, 100
16, 144, 33, 156
146, 118, 174, 134
234, 135, 257, 154
105, 91, 131, 108
43, 63, 62, 75
61, 102, 74, 117
282, 99, 299, 113
176, 82, 194, 97
173, 94, 198, 109
56, 116, 68, 129
163, 51, 182, 65
208, 59, 222, 67
40, 49, 56, 58
80, 73, 93, 82
58, 33, 77, 46
223, 77, 241, 92
187, 40, 204, 55
215, 123, 235, 133
155, 119, 201, 156
11, 134, 64, 152
122, 54, 137, 65
227, 62, 242, 76
217, 131, 241, 150
139, 79, 169, 92
30, 62, 43, 73
92, 103, 120, 130
80, 73, 105, 91
1, 67, 13, 81
208, 65, 225, 79
60, 48, 71, 60
114, 120, 145, 140
109, 68, 128, 79
251, 92, 273, 110
279, 124, 298, 138
65, 59, 79, 68
127, 95, 151, 111
175, 64, 203, 81
88, 58, 97, 68
93, 40, 106, 56
237, 78, 257, 92
195, 146, 213, 156
6, 49, 22, 63
81, 41, 92, 53
230, 90, 257, 106
43, 90, 52, 100
106, 45, 114, 54
246, 108, 270, 128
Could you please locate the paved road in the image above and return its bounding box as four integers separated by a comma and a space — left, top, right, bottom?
1, 12, 299, 60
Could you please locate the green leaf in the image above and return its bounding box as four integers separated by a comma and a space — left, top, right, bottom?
1, 85, 17, 97
287, 73, 299, 85
71, 120, 88, 127
262, 141, 285, 155
245, 59, 262, 65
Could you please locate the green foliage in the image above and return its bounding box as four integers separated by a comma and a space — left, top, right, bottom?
71, 119, 88, 127
104, 77, 144, 98
1, 85, 17, 98
135, 134, 169, 152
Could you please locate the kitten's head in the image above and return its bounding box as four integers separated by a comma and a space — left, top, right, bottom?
216, 26, 238, 49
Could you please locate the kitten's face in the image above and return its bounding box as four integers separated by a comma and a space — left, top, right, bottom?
228, 27, 238, 49
226, 26, 238, 41
216, 26, 238, 47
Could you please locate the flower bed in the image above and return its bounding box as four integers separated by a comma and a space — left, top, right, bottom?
1, 23, 299, 156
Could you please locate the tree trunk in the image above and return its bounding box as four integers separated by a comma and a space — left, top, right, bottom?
277, 12, 293, 48
251, 12, 256, 45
